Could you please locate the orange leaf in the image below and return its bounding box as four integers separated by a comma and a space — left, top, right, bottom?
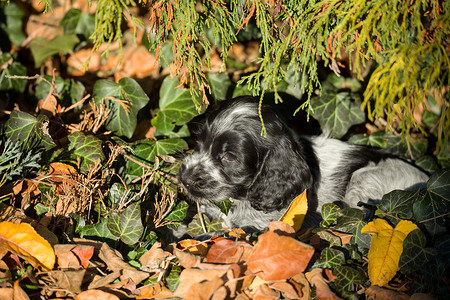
206, 239, 253, 264
247, 231, 314, 281
279, 190, 308, 231
177, 239, 209, 256
137, 282, 174, 299
175, 268, 228, 298
305, 268, 343, 300
71, 245, 94, 269
75, 289, 120, 300
0, 222, 55, 270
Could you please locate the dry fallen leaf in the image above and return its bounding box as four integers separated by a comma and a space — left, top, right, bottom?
247, 231, 314, 281
305, 268, 343, 300
252, 283, 280, 300
139, 242, 171, 271
175, 268, 228, 298
75, 289, 120, 300
206, 239, 253, 264
361, 219, 418, 287
137, 282, 174, 299
55, 244, 83, 269
177, 239, 209, 256
365, 285, 410, 300
173, 247, 201, 269
13, 280, 29, 300
0, 221, 55, 270
279, 190, 308, 231
185, 276, 226, 300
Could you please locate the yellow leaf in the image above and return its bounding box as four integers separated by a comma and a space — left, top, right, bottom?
361, 219, 418, 286
279, 190, 308, 231
0, 222, 55, 270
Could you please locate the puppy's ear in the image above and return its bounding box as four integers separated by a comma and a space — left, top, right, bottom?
247, 137, 314, 212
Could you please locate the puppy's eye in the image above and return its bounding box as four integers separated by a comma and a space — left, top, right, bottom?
220, 152, 236, 163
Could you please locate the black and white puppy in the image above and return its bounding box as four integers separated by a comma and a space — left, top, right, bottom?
178, 96, 429, 231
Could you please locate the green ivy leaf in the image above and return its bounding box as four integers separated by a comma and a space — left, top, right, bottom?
214, 199, 233, 216
36, 76, 85, 108
108, 202, 144, 245
70, 213, 86, 234
316, 230, 342, 247
332, 266, 365, 297
208, 73, 232, 100
186, 215, 223, 237
80, 218, 116, 241
4, 111, 56, 150
384, 134, 428, 160
164, 201, 189, 223
378, 189, 421, 223
0, 61, 27, 94
29, 35, 80, 67
152, 76, 204, 136
320, 203, 340, 227
426, 168, 450, 202
399, 229, 436, 273
165, 265, 182, 291
415, 156, 439, 174
413, 192, 446, 236
335, 208, 371, 250
127, 139, 188, 177
312, 248, 345, 269
68, 131, 105, 172
0, 2, 26, 46
348, 132, 387, 148
93, 78, 150, 138
60, 8, 95, 38
311, 88, 365, 138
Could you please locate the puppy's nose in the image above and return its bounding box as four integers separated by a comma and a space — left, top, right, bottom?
178, 164, 205, 189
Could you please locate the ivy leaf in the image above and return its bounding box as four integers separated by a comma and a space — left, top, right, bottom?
320, 203, 340, 227
186, 215, 223, 237
152, 77, 204, 136
60, 8, 95, 38
413, 190, 447, 237
208, 73, 232, 100
311, 88, 365, 138
213, 199, 233, 216
335, 208, 371, 250
0, 61, 27, 94
378, 189, 421, 223
29, 35, 80, 67
384, 134, 428, 160
399, 229, 436, 273
108, 202, 144, 245
361, 219, 418, 286
426, 168, 450, 202
36, 76, 85, 108
312, 248, 346, 269
348, 132, 388, 148
0, 2, 26, 46
68, 131, 105, 172
166, 265, 182, 291
164, 201, 189, 223
127, 139, 188, 177
93, 78, 150, 138
332, 266, 365, 297
414, 156, 439, 174
79, 218, 116, 241
4, 111, 56, 150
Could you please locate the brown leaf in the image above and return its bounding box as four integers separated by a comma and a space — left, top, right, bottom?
67, 49, 101, 76
55, 244, 83, 269
290, 273, 311, 300
0, 288, 13, 300
13, 280, 29, 300
252, 284, 280, 300
365, 286, 410, 300
305, 268, 342, 300
247, 231, 314, 281
88, 271, 121, 290
175, 268, 227, 298
173, 247, 201, 269
112, 46, 159, 80
75, 289, 120, 300
139, 242, 171, 271
185, 276, 226, 300
206, 239, 253, 264
98, 243, 149, 285
37, 94, 57, 117
269, 281, 301, 299
50, 270, 86, 294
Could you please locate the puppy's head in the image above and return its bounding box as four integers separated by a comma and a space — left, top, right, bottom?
178, 96, 314, 212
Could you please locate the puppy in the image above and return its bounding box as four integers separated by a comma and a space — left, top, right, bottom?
178, 96, 429, 232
